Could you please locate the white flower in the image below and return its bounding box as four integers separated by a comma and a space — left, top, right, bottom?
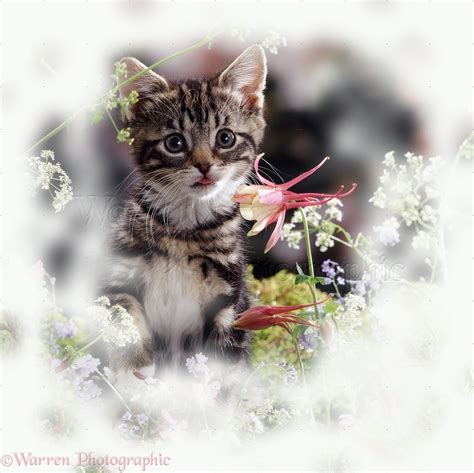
369, 187, 387, 208
280, 223, 303, 250
400, 194, 421, 226
345, 293, 366, 312
306, 207, 323, 227
405, 152, 423, 168
379, 169, 390, 183
89, 298, 140, 347
325, 199, 343, 221
412, 231, 432, 251
186, 353, 210, 378
27, 150, 73, 212
315, 231, 334, 252
261, 30, 287, 55
383, 151, 396, 168
420, 204, 437, 224
373, 217, 400, 246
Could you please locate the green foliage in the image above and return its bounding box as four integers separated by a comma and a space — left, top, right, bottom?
246, 267, 321, 368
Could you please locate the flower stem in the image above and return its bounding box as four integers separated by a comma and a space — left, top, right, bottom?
293, 339, 316, 429
94, 369, 132, 413
23, 33, 219, 155
77, 333, 103, 354
299, 209, 320, 320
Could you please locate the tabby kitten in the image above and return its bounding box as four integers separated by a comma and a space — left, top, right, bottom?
101, 46, 267, 373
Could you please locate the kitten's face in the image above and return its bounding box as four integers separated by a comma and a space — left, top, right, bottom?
120, 46, 266, 205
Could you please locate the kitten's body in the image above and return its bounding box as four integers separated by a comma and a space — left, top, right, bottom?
100, 46, 267, 372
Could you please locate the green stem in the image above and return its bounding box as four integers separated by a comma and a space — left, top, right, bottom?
77, 333, 103, 354
23, 33, 218, 155
299, 209, 319, 320
294, 339, 316, 429
94, 369, 132, 413
105, 108, 120, 133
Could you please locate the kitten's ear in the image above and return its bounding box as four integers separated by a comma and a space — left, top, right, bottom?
118, 57, 168, 120
218, 45, 267, 109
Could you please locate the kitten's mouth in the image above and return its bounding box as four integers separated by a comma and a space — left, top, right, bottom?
192, 177, 215, 187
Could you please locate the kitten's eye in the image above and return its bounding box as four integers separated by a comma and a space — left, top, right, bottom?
164, 134, 186, 153
216, 129, 236, 149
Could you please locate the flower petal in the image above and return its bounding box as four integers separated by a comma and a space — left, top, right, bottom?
264, 210, 286, 253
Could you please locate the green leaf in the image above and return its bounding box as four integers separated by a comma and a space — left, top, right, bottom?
295, 274, 326, 286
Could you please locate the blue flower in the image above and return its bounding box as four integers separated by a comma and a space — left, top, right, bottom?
54, 319, 77, 339
298, 328, 316, 352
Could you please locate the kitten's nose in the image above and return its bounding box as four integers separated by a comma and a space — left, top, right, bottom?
195, 162, 213, 176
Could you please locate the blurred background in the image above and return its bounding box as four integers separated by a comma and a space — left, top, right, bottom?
3, 1, 471, 306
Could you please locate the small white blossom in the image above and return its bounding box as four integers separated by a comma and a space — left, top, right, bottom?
315, 231, 334, 252
383, 151, 396, 168
186, 353, 210, 378
261, 30, 287, 55
325, 199, 343, 221
373, 217, 400, 246
89, 297, 140, 347
306, 207, 323, 227
405, 152, 423, 168
369, 187, 387, 208
280, 223, 303, 250
27, 150, 73, 212
345, 294, 366, 312
420, 204, 437, 224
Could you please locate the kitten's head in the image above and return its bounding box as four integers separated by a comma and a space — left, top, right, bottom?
119, 45, 266, 210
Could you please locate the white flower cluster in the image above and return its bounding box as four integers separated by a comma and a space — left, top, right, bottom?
230, 27, 287, 55
369, 151, 444, 250
373, 217, 400, 247
89, 296, 140, 347
261, 30, 287, 55
281, 202, 342, 252
28, 150, 73, 212
334, 293, 366, 335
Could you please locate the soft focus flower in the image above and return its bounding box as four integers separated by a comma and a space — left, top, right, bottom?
234, 154, 357, 252
298, 327, 317, 352
77, 379, 102, 401
27, 150, 73, 212
284, 366, 298, 385
54, 319, 77, 339
72, 355, 101, 379
234, 303, 320, 333
261, 30, 287, 55
369, 186, 387, 208
373, 217, 400, 246
383, 150, 396, 168
321, 259, 344, 279
89, 297, 140, 347
186, 353, 210, 378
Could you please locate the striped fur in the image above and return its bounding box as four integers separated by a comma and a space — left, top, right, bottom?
101, 46, 266, 372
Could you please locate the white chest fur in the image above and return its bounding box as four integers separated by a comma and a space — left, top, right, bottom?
142, 256, 204, 353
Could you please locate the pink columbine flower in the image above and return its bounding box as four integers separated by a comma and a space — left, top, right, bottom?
233, 154, 357, 253
234, 302, 326, 333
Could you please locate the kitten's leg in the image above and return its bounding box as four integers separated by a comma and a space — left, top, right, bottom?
104, 293, 154, 372
206, 306, 250, 362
